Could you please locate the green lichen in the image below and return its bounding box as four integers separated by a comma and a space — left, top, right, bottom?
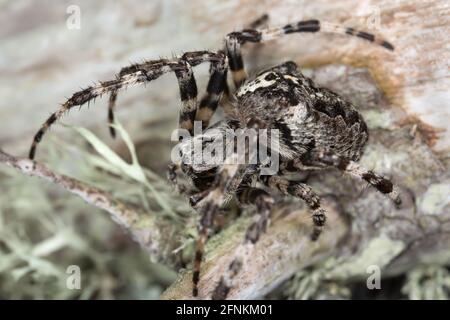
361, 110, 395, 130
284, 267, 351, 300
402, 266, 450, 300
418, 183, 450, 216
0, 121, 184, 299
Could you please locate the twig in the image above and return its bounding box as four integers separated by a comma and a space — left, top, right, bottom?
1, 149, 139, 227
0, 149, 178, 264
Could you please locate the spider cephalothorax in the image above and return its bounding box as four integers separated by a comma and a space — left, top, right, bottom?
28, 14, 400, 299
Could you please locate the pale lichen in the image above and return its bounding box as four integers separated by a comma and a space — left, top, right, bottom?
402, 266, 450, 300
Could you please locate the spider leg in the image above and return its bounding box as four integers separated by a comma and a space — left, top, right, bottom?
225, 17, 394, 88
192, 159, 248, 297
248, 13, 269, 29
261, 175, 327, 241
192, 191, 220, 297
279, 158, 314, 182
108, 90, 118, 138
311, 149, 401, 206
108, 53, 228, 138
195, 15, 270, 127
29, 51, 226, 159
196, 13, 269, 122
195, 52, 228, 128
212, 186, 275, 300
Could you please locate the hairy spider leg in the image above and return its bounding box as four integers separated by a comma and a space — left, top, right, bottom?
29, 51, 226, 159
311, 149, 401, 206
261, 175, 327, 241
192, 157, 248, 297
104, 15, 269, 138
195, 52, 228, 129
198, 14, 270, 124
212, 185, 275, 300
225, 18, 394, 88
107, 52, 228, 137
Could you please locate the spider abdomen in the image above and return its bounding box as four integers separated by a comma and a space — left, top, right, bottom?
236, 61, 368, 161
287, 104, 368, 161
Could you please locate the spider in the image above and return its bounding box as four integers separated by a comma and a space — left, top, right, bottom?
28, 14, 401, 299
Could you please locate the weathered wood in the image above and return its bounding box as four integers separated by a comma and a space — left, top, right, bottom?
162, 201, 348, 299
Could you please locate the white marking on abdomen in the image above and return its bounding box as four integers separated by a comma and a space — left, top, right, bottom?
236, 71, 277, 96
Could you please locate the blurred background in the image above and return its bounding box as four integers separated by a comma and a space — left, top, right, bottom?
0, 0, 448, 299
